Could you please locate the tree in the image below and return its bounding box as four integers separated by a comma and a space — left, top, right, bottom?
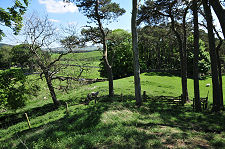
138, 25, 180, 71
214, 26, 224, 109
202, 0, 221, 111
138, 0, 190, 103
10, 44, 33, 69
209, 0, 225, 39
0, 69, 27, 110
99, 29, 133, 79
187, 36, 210, 78
192, 0, 201, 111
0, 0, 28, 40
0, 46, 12, 69
132, 0, 142, 106
75, 0, 125, 97
23, 15, 73, 107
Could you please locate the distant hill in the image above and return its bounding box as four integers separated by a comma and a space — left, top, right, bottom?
0, 43, 12, 47
0, 43, 101, 52
49, 45, 101, 53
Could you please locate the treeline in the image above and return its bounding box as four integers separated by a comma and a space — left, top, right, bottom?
99, 25, 224, 79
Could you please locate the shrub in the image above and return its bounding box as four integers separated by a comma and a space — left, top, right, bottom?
0, 46, 12, 69
0, 69, 27, 110
99, 29, 134, 79
187, 35, 211, 78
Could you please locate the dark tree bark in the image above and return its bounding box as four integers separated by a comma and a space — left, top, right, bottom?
203, 0, 221, 112
182, 6, 189, 103
169, 7, 188, 104
214, 28, 224, 108
192, 0, 201, 111
132, 0, 142, 106
216, 48, 224, 108
209, 0, 225, 39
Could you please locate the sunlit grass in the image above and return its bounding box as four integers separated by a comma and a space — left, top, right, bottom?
1, 51, 225, 148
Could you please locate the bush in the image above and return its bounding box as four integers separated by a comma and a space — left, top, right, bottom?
0, 46, 12, 69
99, 29, 134, 79
11, 44, 31, 67
0, 69, 28, 110
187, 36, 211, 78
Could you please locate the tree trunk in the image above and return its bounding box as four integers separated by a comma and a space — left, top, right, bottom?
216, 46, 224, 108
192, 0, 201, 111
203, 0, 221, 112
182, 7, 189, 103
170, 11, 188, 104
44, 71, 60, 107
103, 54, 114, 97
209, 0, 225, 39
180, 43, 188, 104
132, 0, 142, 106
95, 0, 114, 97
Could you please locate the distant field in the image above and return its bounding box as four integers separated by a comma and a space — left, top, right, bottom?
52, 50, 104, 79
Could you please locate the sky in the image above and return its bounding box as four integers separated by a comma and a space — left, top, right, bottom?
0, 0, 223, 46
0, 0, 132, 46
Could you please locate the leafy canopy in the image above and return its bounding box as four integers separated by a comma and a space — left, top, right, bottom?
99, 29, 134, 79
11, 44, 31, 67
0, 46, 12, 69
76, 0, 125, 23
0, 69, 27, 110
0, 0, 29, 40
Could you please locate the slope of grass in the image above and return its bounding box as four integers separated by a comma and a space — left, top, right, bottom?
1, 50, 225, 148
1, 101, 225, 148
52, 51, 103, 79
1, 71, 225, 148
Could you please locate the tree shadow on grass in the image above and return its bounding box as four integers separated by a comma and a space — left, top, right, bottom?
0, 103, 58, 128
130, 101, 225, 148
0, 101, 69, 129
13, 103, 108, 149
13, 102, 166, 149
133, 101, 225, 132
3, 95, 225, 148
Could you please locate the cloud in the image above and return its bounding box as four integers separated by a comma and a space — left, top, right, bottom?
39, 0, 78, 13
68, 21, 77, 25
48, 19, 60, 23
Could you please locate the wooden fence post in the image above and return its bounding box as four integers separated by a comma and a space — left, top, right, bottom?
25, 113, 31, 129
143, 91, 147, 102
121, 93, 123, 102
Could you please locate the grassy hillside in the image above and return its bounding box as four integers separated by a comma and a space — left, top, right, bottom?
52, 51, 103, 79
1, 51, 225, 148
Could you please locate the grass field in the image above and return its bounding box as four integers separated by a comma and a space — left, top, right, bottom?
54, 51, 104, 79
1, 51, 225, 148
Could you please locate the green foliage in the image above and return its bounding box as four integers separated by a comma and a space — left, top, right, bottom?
10, 44, 32, 67
60, 35, 82, 49
99, 29, 134, 79
138, 25, 180, 71
81, 27, 106, 43
76, 0, 126, 23
187, 35, 211, 77
0, 69, 27, 110
1, 50, 225, 148
0, 0, 28, 40
0, 46, 12, 69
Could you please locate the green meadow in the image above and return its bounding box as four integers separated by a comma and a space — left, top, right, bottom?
1, 51, 225, 149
